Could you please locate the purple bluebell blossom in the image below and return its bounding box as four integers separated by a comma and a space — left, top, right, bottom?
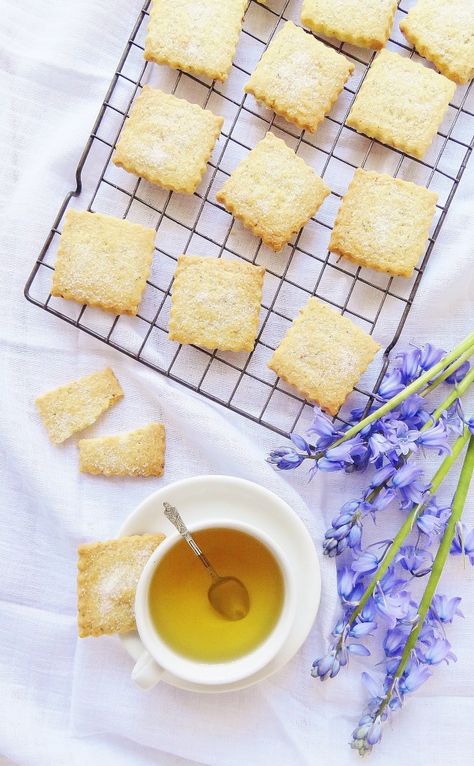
397, 546, 433, 577
450, 523, 474, 564
419, 342, 446, 371
289, 432, 311, 453
325, 436, 365, 464
368, 431, 394, 462
391, 463, 424, 489
351, 540, 392, 576
377, 368, 405, 399
370, 463, 396, 488
419, 638, 456, 665
391, 464, 429, 509
428, 594, 463, 624
446, 360, 470, 384
399, 663, 431, 693
416, 419, 451, 455
396, 347, 422, 384
416, 498, 451, 538
267, 446, 305, 470
445, 400, 465, 435
399, 394, 430, 428
307, 407, 339, 448
384, 627, 408, 657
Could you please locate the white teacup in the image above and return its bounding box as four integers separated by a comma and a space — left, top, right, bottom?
132, 518, 296, 690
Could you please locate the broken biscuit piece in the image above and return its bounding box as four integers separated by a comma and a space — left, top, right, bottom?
79, 423, 166, 477
35, 368, 123, 444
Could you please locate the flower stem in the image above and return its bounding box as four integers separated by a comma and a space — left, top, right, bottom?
380, 434, 474, 710
422, 347, 473, 397
330, 332, 474, 449
428, 365, 474, 424
346, 428, 471, 627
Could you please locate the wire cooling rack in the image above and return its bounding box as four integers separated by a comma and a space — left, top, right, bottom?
25, 0, 473, 437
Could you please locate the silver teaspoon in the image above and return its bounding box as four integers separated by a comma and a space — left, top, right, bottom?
163, 502, 250, 621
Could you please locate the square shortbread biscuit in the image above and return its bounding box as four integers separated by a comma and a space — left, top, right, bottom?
79, 423, 166, 477
51, 210, 155, 315
215, 132, 330, 251
35, 368, 123, 444
268, 298, 380, 415
113, 86, 223, 193
301, 0, 398, 50
77, 534, 165, 637
144, 0, 248, 82
346, 49, 456, 159
400, 0, 474, 85
169, 255, 265, 352
329, 168, 438, 277
244, 21, 354, 132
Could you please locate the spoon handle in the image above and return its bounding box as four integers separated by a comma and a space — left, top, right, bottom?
163, 502, 220, 582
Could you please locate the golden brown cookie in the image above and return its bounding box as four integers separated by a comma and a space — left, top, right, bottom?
329, 168, 438, 277
51, 210, 155, 315
113, 86, 223, 193
301, 0, 398, 50
346, 49, 456, 159
169, 255, 265, 352
268, 297, 380, 415
144, 0, 248, 82
400, 0, 474, 84
216, 132, 330, 251
244, 21, 354, 132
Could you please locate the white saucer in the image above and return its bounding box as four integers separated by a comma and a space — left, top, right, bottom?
118, 475, 321, 693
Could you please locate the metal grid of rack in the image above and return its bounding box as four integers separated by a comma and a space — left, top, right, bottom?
24, 0, 473, 437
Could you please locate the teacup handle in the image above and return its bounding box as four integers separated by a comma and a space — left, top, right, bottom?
131, 651, 165, 690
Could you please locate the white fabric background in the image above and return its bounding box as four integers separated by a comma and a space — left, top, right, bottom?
1, 1, 473, 765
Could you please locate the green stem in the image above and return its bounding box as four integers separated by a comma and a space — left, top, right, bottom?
330, 332, 474, 449
379, 435, 474, 714
428, 365, 474, 424
422, 347, 474, 397
346, 428, 470, 628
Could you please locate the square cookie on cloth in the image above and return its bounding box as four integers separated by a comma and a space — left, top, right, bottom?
35, 368, 123, 444
169, 255, 265, 352
144, 0, 247, 82
346, 49, 456, 159
77, 534, 165, 637
113, 86, 223, 193
79, 423, 166, 477
400, 0, 474, 85
215, 132, 330, 251
329, 168, 438, 277
268, 298, 380, 415
301, 0, 398, 50
51, 210, 155, 315
244, 21, 354, 133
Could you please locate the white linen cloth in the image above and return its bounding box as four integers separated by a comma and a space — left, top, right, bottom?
1, 1, 473, 765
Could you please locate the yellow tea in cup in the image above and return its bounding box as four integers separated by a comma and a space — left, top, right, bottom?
148, 527, 284, 663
